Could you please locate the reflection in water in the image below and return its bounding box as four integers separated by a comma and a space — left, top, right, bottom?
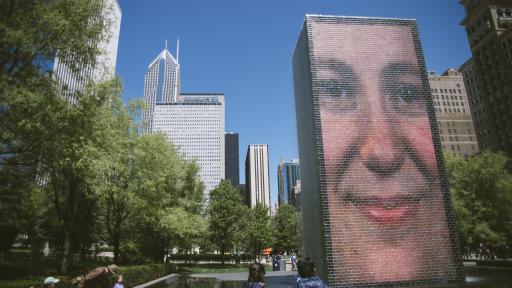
153, 266, 512, 288
167, 277, 243, 288
465, 266, 512, 288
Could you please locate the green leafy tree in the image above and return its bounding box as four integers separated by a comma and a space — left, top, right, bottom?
271, 204, 300, 254
1, 0, 108, 161
209, 180, 245, 264
43, 79, 126, 272
1, 0, 113, 272
130, 134, 205, 262
237, 203, 272, 260
99, 97, 142, 264
446, 151, 512, 258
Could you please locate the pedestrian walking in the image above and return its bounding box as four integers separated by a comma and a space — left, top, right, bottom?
291, 253, 297, 271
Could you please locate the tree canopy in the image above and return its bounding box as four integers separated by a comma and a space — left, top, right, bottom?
446, 151, 512, 258
208, 180, 245, 264
271, 204, 300, 254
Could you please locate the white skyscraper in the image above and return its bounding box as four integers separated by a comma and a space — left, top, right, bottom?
52, 0, 121, 101
245, 144, 270, 208
143, 46, 225, 196
142, 42, 180, 134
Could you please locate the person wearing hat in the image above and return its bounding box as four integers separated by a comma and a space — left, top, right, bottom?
43, 277, 60, 288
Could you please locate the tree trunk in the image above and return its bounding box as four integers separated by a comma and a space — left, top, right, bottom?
113, 224, 120, 264
221, 249, 225, 265
61, 230, 71, 273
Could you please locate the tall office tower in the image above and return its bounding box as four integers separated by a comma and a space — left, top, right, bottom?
429, 69, 479, 156
142, 43, 180, 134
152, 93, 225, 195
277, 159, 301, 207
225, 132, 240, 187
460, 0, 512, 156
245, 145, 270, 208
460, 58, 490, 149
53, 0, 121, 102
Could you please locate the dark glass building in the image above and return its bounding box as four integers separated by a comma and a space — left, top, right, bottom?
225, 132, 239, 187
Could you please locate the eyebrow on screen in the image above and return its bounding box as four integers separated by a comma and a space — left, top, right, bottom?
380, 62, 421, 81
315, 58, 359, 82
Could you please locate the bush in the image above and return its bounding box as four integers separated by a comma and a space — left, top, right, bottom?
120, 241, 146, 265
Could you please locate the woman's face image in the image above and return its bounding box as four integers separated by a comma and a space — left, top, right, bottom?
312, 22, 456, 284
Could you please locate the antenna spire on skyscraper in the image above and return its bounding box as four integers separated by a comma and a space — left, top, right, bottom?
176, 38, 180, 63
165, 39, 168, 50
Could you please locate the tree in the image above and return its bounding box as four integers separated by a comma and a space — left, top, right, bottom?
1, 0, 112, 272
237, 203, 272, 260
445, 151, 512, 258
99, 98, 141, 264
272, 204, 300, 254
1, 0, 108, 161
42, 79, 127, 272
129, 134, 206, 262
209, 180, 245, 264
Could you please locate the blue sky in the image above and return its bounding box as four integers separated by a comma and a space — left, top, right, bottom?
115, 0, 471, 208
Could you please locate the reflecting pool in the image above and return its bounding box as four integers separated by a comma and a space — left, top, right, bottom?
152, 266, 512, 288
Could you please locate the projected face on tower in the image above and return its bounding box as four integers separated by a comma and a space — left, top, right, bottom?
311, 20, 456, 284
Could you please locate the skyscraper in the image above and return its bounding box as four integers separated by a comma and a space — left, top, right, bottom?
428, 69, 479, 156
460, 0, 512, 156
53, 0, 121, 102
153, 93, 225, 195
142, 46, 225, 196
225, 132, 240, 187
245, 144, 270, 208
277, 159, 300, 207
142, 42, 180, 134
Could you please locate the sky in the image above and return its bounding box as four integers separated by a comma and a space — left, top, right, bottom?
115, 0, 472, 208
